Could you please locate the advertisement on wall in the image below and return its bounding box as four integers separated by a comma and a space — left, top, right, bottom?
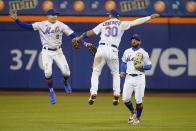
0, 22, 196, 90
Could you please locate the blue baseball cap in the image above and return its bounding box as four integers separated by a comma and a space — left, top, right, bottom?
46, 9, 60, 16
107, 9, 120, 17
131, 34, 141, 41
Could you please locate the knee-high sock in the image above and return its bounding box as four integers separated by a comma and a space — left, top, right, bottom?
45, 77, 53, 92
136, 103, 143, 119
63, 76, 69, 86
124, 101, 134, 113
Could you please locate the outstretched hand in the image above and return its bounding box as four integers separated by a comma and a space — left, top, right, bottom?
9, 11, 18, 20
150, 13, 160, 19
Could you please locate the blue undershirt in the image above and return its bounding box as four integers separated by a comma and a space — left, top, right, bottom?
120, 61, 151, 73
120, 62, 127, 72
15, 19, 33, 30
143, 64, 152, 70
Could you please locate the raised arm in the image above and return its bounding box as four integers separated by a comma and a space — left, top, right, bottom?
133, 13, 159, 26
9, 11, 33, 30
121, 13, 160, 30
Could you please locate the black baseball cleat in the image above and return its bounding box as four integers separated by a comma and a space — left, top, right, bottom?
88, 95, 96, 105
113, 96, 119, 106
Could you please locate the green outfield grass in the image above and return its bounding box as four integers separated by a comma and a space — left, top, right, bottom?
0, 94, 196, 131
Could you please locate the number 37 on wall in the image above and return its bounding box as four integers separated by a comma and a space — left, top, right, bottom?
10, 49, 43, 71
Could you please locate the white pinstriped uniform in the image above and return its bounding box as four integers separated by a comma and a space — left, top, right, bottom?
32, 20, 73, 78
122, 47, 151, 104
90, 16, 151, 95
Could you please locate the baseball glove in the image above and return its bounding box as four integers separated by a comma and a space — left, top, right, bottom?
72, 38, 80, 49
85, 42, 97, 56
133, 52, 143, 70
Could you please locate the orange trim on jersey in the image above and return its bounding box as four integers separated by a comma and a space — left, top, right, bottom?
0, 15, 196, 24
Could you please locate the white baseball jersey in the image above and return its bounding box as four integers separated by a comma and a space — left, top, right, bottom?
90, 16, 151, 96
122, 47, 151, 74
122, 47, 151, 104
92, 16, 151, 48
32, 20, 74, 48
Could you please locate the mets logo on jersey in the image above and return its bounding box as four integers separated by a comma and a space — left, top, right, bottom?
44, 26, 60, 34
126, 54, 134, 62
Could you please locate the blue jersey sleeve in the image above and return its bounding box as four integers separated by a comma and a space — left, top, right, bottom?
143, 64, 152, 70
15, 19, 33, 30
120, 61, 127, 72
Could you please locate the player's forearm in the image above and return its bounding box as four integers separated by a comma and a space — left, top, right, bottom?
130, 16, 151, 27
15, 19, 33, 30
143, 64, 152, 70
80, 30, 95, 40
86, 30, 95, 37
120, 62, 127, 72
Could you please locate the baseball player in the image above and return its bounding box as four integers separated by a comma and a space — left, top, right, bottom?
120, 34, 152, 125
9, 9, 85, 104
75, 9, 159, 105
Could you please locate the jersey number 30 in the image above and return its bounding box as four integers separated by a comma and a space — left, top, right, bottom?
105, 26, 118, 37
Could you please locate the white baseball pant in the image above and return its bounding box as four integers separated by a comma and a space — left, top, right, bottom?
122, 74, 146, 104
41, 48, 70, 78
90, 45, 120, 96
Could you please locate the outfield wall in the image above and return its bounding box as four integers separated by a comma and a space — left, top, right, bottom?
1, 0, 195, 17
0, 18, 196, 91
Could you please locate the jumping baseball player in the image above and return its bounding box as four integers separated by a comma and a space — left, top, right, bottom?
75, 9, 159, 105
9, 9, 86, 104
120, 34, 152, 125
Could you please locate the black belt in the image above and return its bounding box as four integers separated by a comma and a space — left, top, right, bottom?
43, 46, 61, 51
129, 74, 142, 77
100, 43, 117, 49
